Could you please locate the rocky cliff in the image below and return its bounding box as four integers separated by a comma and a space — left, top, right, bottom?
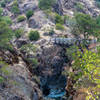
0, 0, 100, 100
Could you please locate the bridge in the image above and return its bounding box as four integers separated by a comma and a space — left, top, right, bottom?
49, 38, 97, 46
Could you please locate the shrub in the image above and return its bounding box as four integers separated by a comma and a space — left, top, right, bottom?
0, 76, 4, 83
39, 0, 56, 10
55, 13, 64, 24
49, 28, 55, 35
11, 5, 20, 14
0, 21, 13, 50
26, 10, 33, 19
56, 24, 64, 30
75, 2, 84, 11
1, 1, 6, 7
14, 28, 24, 38
96, 1, 100, 8
29, 30, 40, 41
17, 15, 26, 22
0, 7, 3, 16
11, 0, 20, 14
2, 16, 12, 25
28, 58, 38, 67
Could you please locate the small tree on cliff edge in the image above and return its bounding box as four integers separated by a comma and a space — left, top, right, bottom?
73, 13, 98, 39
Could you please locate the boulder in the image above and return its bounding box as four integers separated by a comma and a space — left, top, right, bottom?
14, 38, 29, 48
28, 18, 40, 28
21, 2, 38, 13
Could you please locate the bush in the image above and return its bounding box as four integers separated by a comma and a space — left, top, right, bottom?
49, 28, 55, 35
2, 16, 12, 25
14, 28, 24, 38
29, 30, 40, 41
1, 1, 6, 7
11, 0, 20, 14
11, 5, 20, 14
28, 58, 38, 67
96, 1, 100, 8
0, 76, 4, 83
0, 7, 3, 16
39, 0, 56, 10
55, 13, 64, 24
17, 15, 26, 22
75, 2, 84, 11
56, 24, 64, 30
26, 10, 33, 19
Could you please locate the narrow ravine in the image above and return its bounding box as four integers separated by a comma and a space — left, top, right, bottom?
33, 45, 69, 100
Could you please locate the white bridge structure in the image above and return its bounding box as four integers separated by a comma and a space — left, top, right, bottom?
49, 38, 97, 46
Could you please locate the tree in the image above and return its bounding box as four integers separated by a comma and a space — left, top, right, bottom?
72, 49, 100, 100
73, 13, 98, 39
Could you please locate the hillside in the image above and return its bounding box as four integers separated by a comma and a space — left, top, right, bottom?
0, 0, 100, 100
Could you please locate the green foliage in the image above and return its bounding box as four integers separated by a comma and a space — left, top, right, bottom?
0, 7, 3, 16
11, 0, 20, 14
2, 16, 12, 25
71, 48, 100, 100
0, 21, 13, 50
48, 28, 55, 35
55, 13, 64, 24
20, 44, 37, 53
11, 6, 20, 14
17, 15, 26, 22
13, 0, 18, 6
0, 8, 13, 50
26, 10, 33, 19
27, 58, 38, 67
0, 61, 10, 83
97, 46, 100, 56
75, 2, 84, 11
14, 28, 24, 38
66, 45, 78, 61
73, 13, 98, 38
20, 44, 38, 68
29, 30, 40, 41
96, 0, 100, 8
0, 76, 4, 83
96, 15, 100, 26
0, 1, 6, 7
56, 23, 64, 30
39, 0, 56, 10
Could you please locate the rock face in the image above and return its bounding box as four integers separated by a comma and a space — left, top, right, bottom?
28, 17, 40, 28
0, 54, 43, 100
1, 0, 100, 100
56, 0, 100, 16
35, 45, 67, 99
14, 38, 29, 48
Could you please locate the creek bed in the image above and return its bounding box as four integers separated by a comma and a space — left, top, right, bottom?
40, 75, 67, 100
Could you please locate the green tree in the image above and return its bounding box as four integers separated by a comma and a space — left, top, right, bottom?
55, 13, 64, 24
72, 49, 100, 100
29, 30, 40, 41
39, 0, 56, 10
14, 28, 24, 38
26, 10, 33, 19
73, 13, 98, 39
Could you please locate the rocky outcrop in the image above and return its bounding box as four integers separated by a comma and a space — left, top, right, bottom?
20, 1, 38, 13
0, 51, 43, 100
28, 17, 40, 28
56, 0, 100, 16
